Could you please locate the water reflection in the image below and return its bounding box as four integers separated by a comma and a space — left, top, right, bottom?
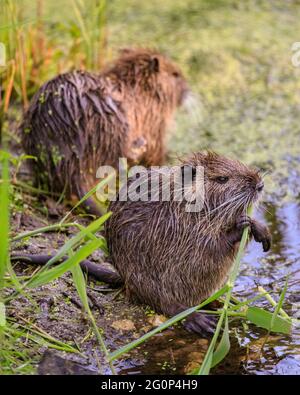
223, 201, 300, 374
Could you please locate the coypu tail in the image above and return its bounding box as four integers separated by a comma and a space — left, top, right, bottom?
11, 254, 123, 287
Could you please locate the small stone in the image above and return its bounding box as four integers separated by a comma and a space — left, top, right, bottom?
111, 319, 135, 331
148, 314, 167, 327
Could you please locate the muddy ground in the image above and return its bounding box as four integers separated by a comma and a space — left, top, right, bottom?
8, 196, 212, 375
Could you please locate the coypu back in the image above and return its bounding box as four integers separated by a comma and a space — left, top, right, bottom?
21, 70, 126, 198
20, 49, 188, 212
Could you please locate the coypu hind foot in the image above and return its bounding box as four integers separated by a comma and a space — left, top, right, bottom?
183, 313, 216, 336
167, 303, 216, 337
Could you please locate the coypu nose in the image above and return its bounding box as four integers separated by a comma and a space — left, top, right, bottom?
256, 181, 264, 192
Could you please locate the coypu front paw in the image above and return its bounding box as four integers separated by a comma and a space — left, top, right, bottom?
237, 215, 271, 252
250, 218, 271, 252
183, 312, 216, 337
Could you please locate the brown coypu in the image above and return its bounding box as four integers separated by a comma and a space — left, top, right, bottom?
13, 151, 271, 336
20, 48, 188, 214
104, 151, 271, 334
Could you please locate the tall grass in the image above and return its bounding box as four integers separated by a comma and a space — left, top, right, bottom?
0, 152, 117, 373
0, 150, 83, 374
0, 0, 107, 138
0, 150, 9, 289
0, 0, 110, 373
0, 149, 10, 372
70, 0, 107, 70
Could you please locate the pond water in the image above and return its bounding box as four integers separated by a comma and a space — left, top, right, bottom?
234, 201, 300, 375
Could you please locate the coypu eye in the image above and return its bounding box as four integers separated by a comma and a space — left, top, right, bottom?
172, 71, 180, 78
215, 176, 229, 184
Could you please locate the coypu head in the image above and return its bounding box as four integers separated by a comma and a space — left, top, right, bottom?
105, 48, 188, 106
180, 151, 264, 226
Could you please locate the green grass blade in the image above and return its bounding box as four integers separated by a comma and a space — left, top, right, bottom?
197, 349, 213, 375
0, 302, 6, 327
28, 238, 105, 288
270, 277, 289, 330
0, 151, 10, 289
71, 263, 116, 374
51, 212, 111, 263
36, 212, 111, 270
257, 285, 290, 319
211, 313, 230, 368
6, 325, 79, 353
61, 173, 114, 224
12, 222, 81, 243
197, 218, 251, 375
246, 306, 291, 334
197, 310, 225, 375
71, 261, 91, 312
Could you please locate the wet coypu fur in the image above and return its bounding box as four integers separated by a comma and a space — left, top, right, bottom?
13, 152, 271, 336
20, 48, 188, 214
105, 151, 271, 335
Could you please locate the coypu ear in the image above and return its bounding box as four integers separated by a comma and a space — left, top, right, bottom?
119, 48, 135, 56
149, 57, 160, 73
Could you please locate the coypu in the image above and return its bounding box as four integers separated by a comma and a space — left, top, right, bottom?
20, 48, 188, 214
104, 151, 271, 334
13, 151, 271, 336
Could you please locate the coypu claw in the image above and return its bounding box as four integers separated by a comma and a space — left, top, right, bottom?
237, 215, 271, 252
183, 312, 216, 337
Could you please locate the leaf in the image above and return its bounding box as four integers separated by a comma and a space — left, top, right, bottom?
28, 238, 104, 288
71, 258, 111, 369
0, 302, 6, 327
0, 151, 10, 289
246, 307, 291, 334
6, 325, 79, 353
42, 212, 111, 268
197, 310, 228, 376
197, 348, 213, 375
271, 277, 288, 329
211, 313, 230, 368
197, 223, 251, 375
71, 262, 90, 312
61, 173, 114, 223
